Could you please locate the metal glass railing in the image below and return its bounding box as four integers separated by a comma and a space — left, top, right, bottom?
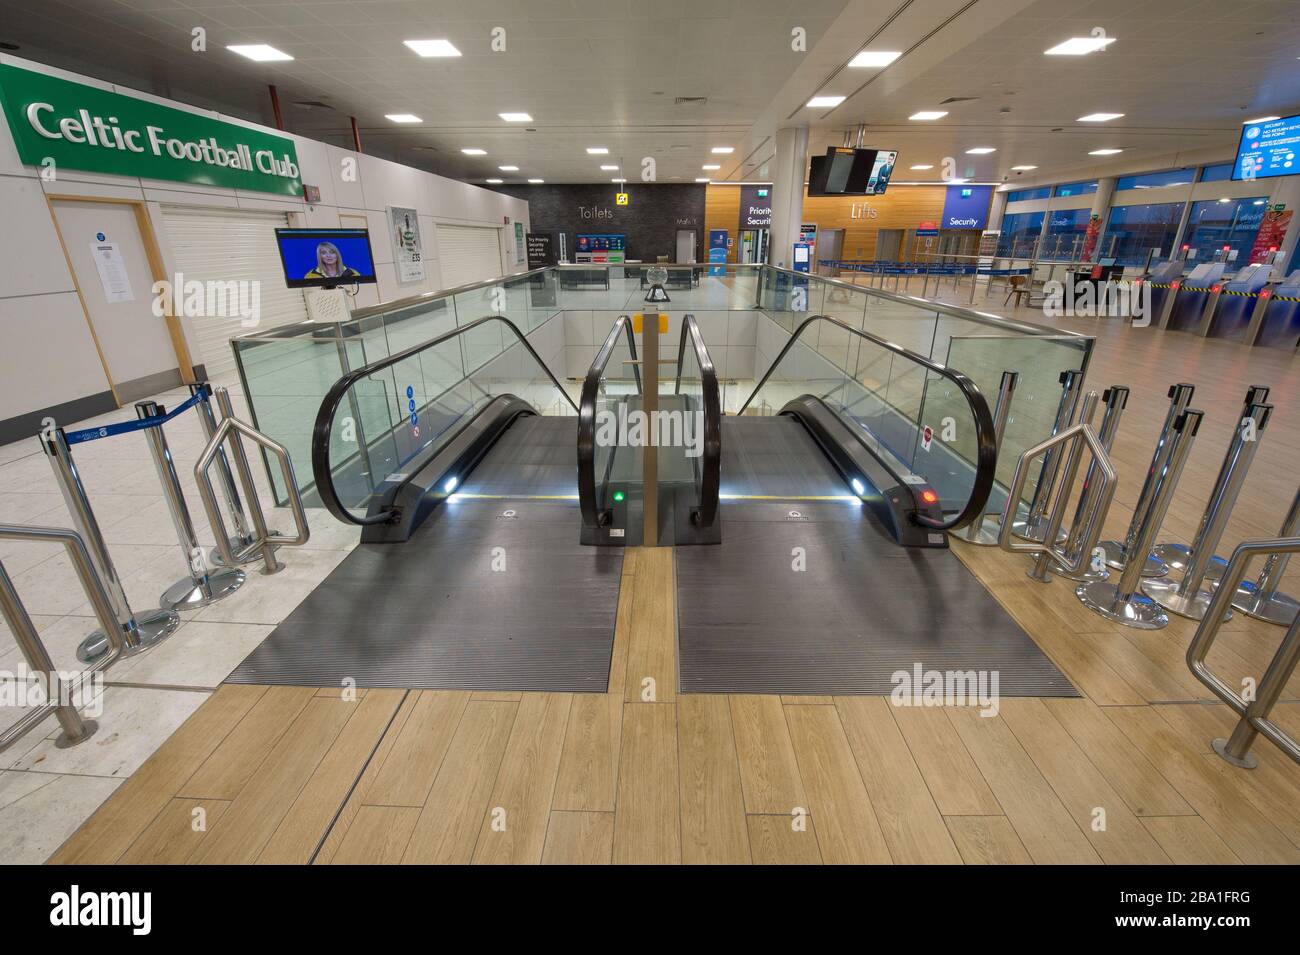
312, 315, 575, 525
577, 315, 641, 529
673, 315, 721, 527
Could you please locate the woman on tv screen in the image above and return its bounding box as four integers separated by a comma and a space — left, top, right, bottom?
304, 241, 361, 281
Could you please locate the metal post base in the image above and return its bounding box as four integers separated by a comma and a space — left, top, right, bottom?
1098, 539, 1168, 577
54, 719, 98, 749
1150, 542, 1226, 582
1230, 581, 1300, 626
1140, 576, 1232, 622
76, 607, 181, 663
1211, 737, 1259, 769
1049, 557, 1110, 583
960, 517, 1003, 546
159, 567, 246, 612
1011, 514, 1068, 544
1075, 579, 1169, 629
210, 531, 282, 567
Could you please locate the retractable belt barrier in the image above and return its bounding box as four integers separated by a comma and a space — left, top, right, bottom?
61, 387, 210, 446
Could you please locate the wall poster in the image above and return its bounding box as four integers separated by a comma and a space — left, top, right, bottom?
388, 206, 426, 283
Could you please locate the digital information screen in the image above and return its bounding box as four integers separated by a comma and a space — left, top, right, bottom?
275, 229, 377, 288
1234, 115, 1300, 181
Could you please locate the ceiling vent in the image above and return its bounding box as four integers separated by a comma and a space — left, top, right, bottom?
674, 96, 707, 106
291, 100, 334, 110
939, 96, 978, 105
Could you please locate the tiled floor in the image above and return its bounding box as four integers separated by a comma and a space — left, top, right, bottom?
0, 379, 360, 863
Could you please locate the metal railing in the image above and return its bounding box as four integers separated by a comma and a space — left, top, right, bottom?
578, 314, 640, 530
1187, 537, 1300, 769
673, 314, 721, 528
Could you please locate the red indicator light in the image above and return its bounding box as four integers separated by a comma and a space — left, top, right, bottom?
1222, 245, 1231, 251
1181, 244, 1190, 251
920, 489, 939, 504
1211, 285, 1221, 293
1261, 289, 1272, 299
1171, 281, 1181, 289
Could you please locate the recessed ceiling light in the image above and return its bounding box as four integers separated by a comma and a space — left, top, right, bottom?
909, 164, 934, 170
1078, 112, 1124, 122
499, 112, 532, 122
848, 50, 901, 68
498, 165, 518, 171
586, 147, 609, 154
806, 96, 845, 109
1089, 148, 1123, 155
966, 147, 996, 154
1253, 199, 1266, 205
1044, 36, 1117, 55
600, 165, 619, 171
1244, 116, 1280, 124
711, 146, 734, 154
227, 44, 293, 62
385, 113, 422, 124
611, 178, 626, 183
461, 147, 486, 155
528, 178, 544, 183
909, 111, 948, 121
1010, 165, 1038, 171
485, 178, 503, 184
404, 39, 461, 57
703, 164, 721, 170
695, 177, 711, 182
1218, 197, 1232, 203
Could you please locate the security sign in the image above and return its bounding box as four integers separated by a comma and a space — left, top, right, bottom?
921, 425, 933, 451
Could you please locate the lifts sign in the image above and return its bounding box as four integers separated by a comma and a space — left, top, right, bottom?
0, 63, 302, 196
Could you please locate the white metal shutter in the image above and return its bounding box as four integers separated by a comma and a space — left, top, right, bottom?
161, 207, 309, 382
436, 224, 503, 288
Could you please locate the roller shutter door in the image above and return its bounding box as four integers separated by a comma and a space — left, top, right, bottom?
161, 207, 309, 381
436, 224, 503, 288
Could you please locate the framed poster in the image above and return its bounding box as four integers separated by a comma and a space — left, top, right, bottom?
387, 206, 425, 283
514, 221, 526, 264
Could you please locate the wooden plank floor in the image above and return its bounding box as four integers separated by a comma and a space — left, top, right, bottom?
49, 318, 1300, 865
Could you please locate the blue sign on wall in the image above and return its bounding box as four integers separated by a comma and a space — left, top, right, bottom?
1234, 115, 1300, 181
940, 184, 993, 229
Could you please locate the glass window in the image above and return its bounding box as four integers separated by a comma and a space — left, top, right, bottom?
1006, 186, 1050, 202
1198, 163, 1234, 183
1054, 180, 1098, 197
1104, 202, 1185, 266
1183, 197, 1268, 264
996, 210, 1045, 255
1116, 168, 1195, 190
1040, 208, 1093, 260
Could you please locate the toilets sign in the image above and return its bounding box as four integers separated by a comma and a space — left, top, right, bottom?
0, 63, 302, 196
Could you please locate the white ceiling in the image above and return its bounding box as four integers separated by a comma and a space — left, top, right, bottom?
2, 0, 1299, 187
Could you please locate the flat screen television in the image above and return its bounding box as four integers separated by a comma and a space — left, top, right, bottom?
808, 147, 898, 195
275, 228, 377, 288
1233, 115, 1300, 182
859, 149, 897, 195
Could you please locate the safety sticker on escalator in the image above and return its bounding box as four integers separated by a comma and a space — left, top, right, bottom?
921, 425, 933, 451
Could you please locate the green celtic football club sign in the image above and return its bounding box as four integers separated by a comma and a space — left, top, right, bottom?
0, 63, 302, 197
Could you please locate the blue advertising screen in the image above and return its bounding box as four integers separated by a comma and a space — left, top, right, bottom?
1233, 115, 1300, 182
275, 229, 377, 288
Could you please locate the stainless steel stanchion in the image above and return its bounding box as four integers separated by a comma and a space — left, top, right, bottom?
1051, 385, 1129, 581
1027, 391, 1099, 582
1014, 369, 1083, 540
1099, 382, 1195, 576
1143, 401, 1272, 620
191, 382, 256, 566
41, 429, 179, 663
214, 387, 283, 573
1232, 485, 1300, 625
962, 371, 1018, 545
1077, 408, 1204, 629
136, 401, 245, 610
1153, 385, 1269, 580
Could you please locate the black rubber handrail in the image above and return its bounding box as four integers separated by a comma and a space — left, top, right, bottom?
578, 315, 640, 528
673, 314, 721, 527
312, 314, 577, 527
738, 313, 997, 532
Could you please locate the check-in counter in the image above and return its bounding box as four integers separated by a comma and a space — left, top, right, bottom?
1205, 264, 1274, 340
1140, 259, 1184, 327
1164, 262, 1226, 332
1246, 270, 1300, 348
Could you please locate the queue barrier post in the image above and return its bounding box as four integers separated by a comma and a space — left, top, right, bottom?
191, 382, 258, 566
1014, 369, 1083, 541
1231, 485, 1300, 625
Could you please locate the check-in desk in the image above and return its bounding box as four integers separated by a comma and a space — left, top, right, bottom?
1141, 260, 1184, 328
1163, 262, 1226, 332
1246, 270, 1300, 348
1203, 264, 1274, 340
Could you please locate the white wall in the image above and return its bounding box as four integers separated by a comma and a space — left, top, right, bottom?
0, 53, 530, 434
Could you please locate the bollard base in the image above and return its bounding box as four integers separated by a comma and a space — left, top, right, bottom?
1011, 514, 1068, 545
1140, 576, 1231, 621
1230, 580, 1300, 626
1150, 542, 1227, 582
1211, 737, 1259, 769
55, 718, 98, 749
209, 531, 282, 568
159, 567, 246, 612
960, 516, 1003, 546
1098, 539, 1169, 577
76, 607, 181, 663
1049, 557, 1110, 583
1076, 579, 1169, 629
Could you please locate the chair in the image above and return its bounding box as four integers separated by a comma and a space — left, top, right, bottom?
1004, 274, 1031, 306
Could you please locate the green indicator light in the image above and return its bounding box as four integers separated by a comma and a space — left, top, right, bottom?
613, 491, 625, 502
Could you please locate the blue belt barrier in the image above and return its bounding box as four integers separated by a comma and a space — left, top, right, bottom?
64, 385, 211, 446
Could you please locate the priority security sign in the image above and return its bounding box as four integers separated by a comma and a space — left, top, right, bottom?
0, 63, 302, 196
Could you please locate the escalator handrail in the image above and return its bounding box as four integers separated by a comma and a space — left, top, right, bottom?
739, 313, 997, 532
673, 314, 721, 527
578, 315, 640, 528
312, 313, 577, 527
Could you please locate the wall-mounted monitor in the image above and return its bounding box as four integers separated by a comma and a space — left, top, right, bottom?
1233, 115, 1300, 182
274, 228, 378, 288
808, 147, 898, 195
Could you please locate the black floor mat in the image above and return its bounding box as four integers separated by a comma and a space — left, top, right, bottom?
675, 500, 1076, 697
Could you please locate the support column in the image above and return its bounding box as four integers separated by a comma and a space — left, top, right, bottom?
1085, 177, 1116, 261
769, 126, 808, 268
987, 190, 1009, 233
